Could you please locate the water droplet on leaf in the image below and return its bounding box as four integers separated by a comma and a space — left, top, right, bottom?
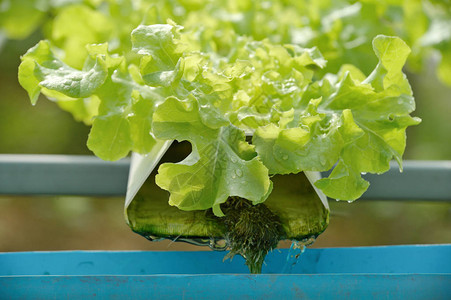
235, 169, 243, 177
185, 102, 193, 111
282, 155, 289, 160
230, 157, 237, 163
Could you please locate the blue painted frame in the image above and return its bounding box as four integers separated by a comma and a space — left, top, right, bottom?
2, 274, 449, 299
2, 245, 450, 275
1, 245, 450, 299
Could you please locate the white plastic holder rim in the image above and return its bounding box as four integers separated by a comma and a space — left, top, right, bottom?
124, 139, 329, 223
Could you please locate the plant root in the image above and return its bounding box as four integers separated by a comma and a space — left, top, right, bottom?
220, 196, 285, 274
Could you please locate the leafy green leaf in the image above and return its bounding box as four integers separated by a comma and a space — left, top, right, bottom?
57, 97, 100, 125
51, 4, 113, 68
128, 94, 157, 154
86, 69, 134, 161
18, 40, 53, 105
153, 96, 271, 216
315, 159, 370, 201
35, 58, 108, 98
131, 23, 197, 96
253, 35, 420, 200
87, 113, 133, 160
19, 40, 109, 104
16, 2, 423, 208
19, 39, 161, 160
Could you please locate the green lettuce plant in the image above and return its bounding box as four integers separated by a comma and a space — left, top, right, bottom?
4, 0, 451, 85
12, 0, 424, 272
18, 24, 420, 205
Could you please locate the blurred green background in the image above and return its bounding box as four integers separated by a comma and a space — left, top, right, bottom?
0, 30, 450, 252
